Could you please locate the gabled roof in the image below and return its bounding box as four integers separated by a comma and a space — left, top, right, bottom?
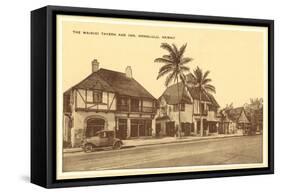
72, 72, 114, 92
188, 86, 211, 102
244, 107, 263, 123
160, 82, 192, 105
160, 82, 219, 107
226, 107, 243, 121
68, 68, 156, 99
207, 93, 220, 108
226, 107, 250, 123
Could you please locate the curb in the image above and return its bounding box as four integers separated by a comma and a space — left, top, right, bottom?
123, 134, 244, 148
63, 134, 246, 154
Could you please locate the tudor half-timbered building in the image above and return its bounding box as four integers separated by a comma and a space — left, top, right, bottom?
63, 60, 157, 147
226, 107, 251, 135
155, 82, 220, 137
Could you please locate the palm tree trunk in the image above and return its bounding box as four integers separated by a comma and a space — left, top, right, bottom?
176, 76, 181, 138
192, 101, 195, 135
199, 90, 203, 136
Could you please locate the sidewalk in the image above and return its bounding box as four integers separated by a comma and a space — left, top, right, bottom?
63, 133, 243, 154
123, 133, 243, 147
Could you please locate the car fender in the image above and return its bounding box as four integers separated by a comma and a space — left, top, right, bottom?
113, 139, 123, 145
84, 142, 97, 147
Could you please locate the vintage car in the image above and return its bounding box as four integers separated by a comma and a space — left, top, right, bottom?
82, 130, 123, 152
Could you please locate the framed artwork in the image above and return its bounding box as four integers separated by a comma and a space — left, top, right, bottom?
31, 5, 274, 188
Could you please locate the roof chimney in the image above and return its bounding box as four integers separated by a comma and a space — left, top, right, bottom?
92, 59, 99, 73
125, 66, 132, 78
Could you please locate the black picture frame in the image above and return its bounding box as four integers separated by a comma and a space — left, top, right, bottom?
31, 5, 274, 188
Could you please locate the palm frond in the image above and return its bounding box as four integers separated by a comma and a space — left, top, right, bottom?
203, 70, 210, 80
202, 78, 212, 85
164, 71, 177, 87
154, 57, 173, 64
204, 84, 216, 93
157, 67, 174, 80
162, 55, 174, 61
179, 57, 193, 65
178, 43, 187, 58
160, 43, 177, 59
179, 72, 187, 84
193, 66, 203, 83
172, 44, 179, 57
179, 65, 190, 72
158, 64, 174, 74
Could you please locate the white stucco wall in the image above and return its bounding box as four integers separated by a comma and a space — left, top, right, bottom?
157, 96, 193, 125
73, 111, 116, 131
193, 99, 210, 114
76, 89, 116, 111
168, 104, 193, 125
143, 100, 153, 107
207, 111, 217, 121
70, 111, 116, 147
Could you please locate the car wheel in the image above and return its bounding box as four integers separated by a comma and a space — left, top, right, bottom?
113, 141, 122, 150
84, 144, 94, 153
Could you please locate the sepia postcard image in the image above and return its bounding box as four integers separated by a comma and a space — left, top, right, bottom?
56, 15, 268, 180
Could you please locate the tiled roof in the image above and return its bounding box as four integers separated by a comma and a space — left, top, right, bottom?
69, 68, 156, 99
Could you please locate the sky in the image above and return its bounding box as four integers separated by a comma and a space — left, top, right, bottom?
58, 15, 268, 108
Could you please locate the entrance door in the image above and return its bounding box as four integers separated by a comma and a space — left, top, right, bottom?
166, 121, 175, 136
181, 122, 191, 136
156, 123, 161, 137
131, 119, 152, 137
196, 120, 201, 135
85, 118, 105, 137
117, 119, 127, 139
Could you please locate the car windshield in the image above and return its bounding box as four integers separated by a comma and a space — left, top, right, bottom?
99, 132, 107, 138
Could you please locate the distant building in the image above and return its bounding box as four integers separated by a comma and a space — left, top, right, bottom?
155, 82, 220, 137
218, 110, 236, 134
245, 107, 263, 134
225, 107, 251, 134
63, 59, 157, 147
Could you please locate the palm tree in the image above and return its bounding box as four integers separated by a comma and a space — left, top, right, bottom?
219, 109, 227, 134
155, 43, 192, 137
245, 98, 263, 133
186, 66, 216, 136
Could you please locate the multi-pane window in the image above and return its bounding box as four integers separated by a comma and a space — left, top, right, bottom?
117, 96, 129, 111
173, 104, 179, 112
86, 90, 102, 103
180, 103, 185, 111
200, 103, 205, 114
131, 119, 152, 137
173, 103, 185, 112
93, 91, 102, 103
131, 98, 140, 112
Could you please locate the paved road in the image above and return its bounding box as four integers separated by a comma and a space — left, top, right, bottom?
63, 135, 263, 172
